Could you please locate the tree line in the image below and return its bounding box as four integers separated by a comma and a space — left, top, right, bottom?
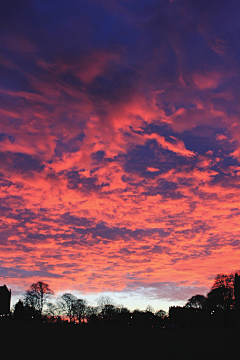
169, 272, 240, 328
184, 272, 240, 310
13, 283, 167, 326
11, 271, 240, 328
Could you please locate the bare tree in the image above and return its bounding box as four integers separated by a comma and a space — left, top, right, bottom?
95, 296, 116, 321
24, 281, 53, 315
85, 305, 98, 318
59, 293, 77, 322
45, 302, 58, 317
74, 299, 87, 324
96, 296, 113, 310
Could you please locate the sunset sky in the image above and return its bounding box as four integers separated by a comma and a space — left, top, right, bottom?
1, 0, 240, 311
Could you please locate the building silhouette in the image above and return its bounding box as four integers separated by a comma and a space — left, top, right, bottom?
0, 285, 11, 315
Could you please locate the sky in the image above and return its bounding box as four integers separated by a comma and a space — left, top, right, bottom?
1, 0, 240, 311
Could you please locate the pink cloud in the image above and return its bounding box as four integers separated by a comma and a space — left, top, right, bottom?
193, 71, 222, 90
1, 2, 240, 305
145, 133, 196, 157
147, 167, 160, 172
76, 50, 120, 83
216, 134, 228, 141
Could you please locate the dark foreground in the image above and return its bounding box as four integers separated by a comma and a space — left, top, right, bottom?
0, 321, 239, 360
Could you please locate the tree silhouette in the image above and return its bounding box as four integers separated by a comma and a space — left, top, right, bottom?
205, 274, 234, 310
74, 299, 87, 323
146, 305, 154, 313
155, 309, 167, 318
96, 296, 113, 310
45, 302, 58, 317
24, 281, 53, 315
206, 287, 233, 310
211, 273, 235, 291
95, 296, 116, 321
59, 293, 77, 322
13, 300, 25, 320
234, 273, 240, 319
117, 305, 130, 314
101, 304, 117, 321
185, 295, 206, 309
